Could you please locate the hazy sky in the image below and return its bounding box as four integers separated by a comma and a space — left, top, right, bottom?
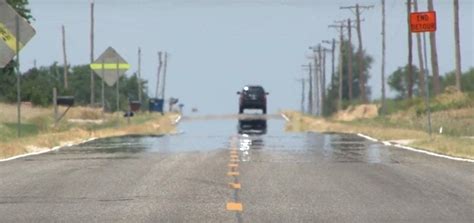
19, 0, 473, 114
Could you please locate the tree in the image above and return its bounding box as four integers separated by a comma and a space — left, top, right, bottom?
324, 40, 373, 115
6, 0, 33, 21
14, 63, 149, 111
443, 68, 474, 92
388, 65, 421, 99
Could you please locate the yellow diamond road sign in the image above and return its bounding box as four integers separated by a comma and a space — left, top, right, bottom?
90, 47, 129, 87
0, 1, 36, 68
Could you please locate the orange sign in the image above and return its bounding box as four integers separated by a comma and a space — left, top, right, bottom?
410, 11, 436, 33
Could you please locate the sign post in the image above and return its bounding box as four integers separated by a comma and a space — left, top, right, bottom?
0, 2, 36, 137
90, 47, 130, 113
410, 11, 436, 135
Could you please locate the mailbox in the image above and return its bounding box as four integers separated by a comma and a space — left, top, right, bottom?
130, 101, 141, 112
57, 96, 74, 106
149, 98, 164, 113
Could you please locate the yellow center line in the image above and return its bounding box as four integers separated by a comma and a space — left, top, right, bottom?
226, 202, 243, 212
225, 136, 244, 215
228, 183, 241, 189
227, 171, 240, 176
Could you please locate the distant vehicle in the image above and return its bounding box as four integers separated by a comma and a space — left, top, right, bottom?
237, 85, 268, 114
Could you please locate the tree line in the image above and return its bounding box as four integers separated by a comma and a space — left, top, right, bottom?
0, 62, 148, 111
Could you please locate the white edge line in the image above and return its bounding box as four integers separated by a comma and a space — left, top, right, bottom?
357, 133, 474, 163
280, 113, 290, 122
174, 115, 182, 124
357, 133, 378, 142
391, 143, 474, 163
0, 137, 98, 163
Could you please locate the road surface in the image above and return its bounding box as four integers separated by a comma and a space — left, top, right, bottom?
0, 115, 473, 222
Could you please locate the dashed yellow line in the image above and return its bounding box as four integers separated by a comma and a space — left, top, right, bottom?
227, 171, 240, 176
229, 183, 241, 189
226, 137, 243, 214
226, 202, 243, 212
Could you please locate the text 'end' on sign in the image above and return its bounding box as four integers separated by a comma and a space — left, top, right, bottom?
410, 11, 436, 33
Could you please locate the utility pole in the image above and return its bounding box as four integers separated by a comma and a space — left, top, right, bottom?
317, 45, 332, 116
15, 15, 21, 137
407, 0, 414, 99
340, 4, 373, 103
329, 23, 345, 111
310, 44, 331, 116
453, 0, 462, 91
90, 1, 95, 106
137, 47, 142, 103
161, 52, 168, 102
348, 18, 353, 102
62, 25, 68, 89
116, 58, 120, 112
428, 0, 440, 95
317, 45, 326, 116
155, 51, 163, 98
313, 47, 320, 116
414, 0, 426, 97
320, 47, 331, 115
381, 0, 386, 114
101, 59, 105, 113
345, 19, 357, 102
296, 78, 306, 113
323, 39, 338, 91
321, 47, 326, 109
302, 64, 313, 115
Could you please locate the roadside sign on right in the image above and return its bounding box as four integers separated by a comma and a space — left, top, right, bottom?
410, 11, 436, 33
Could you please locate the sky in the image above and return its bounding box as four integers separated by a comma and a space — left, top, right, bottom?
18, 0, 474, 114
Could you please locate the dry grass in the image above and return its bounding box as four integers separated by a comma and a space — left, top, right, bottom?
0, 102, 179, 159
63, 106, 104, 120
0, 103, 51, 123
333, 104, 379, 121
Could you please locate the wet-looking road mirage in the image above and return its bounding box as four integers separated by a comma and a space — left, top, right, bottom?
0, 115, 473, 222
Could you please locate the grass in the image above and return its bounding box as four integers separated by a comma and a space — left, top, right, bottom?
0, 103, 178, 159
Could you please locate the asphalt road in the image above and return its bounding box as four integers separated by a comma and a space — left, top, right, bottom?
0, 115, 473, 222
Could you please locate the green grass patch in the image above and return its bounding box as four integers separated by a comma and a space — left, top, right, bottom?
1, 122, 40, 141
